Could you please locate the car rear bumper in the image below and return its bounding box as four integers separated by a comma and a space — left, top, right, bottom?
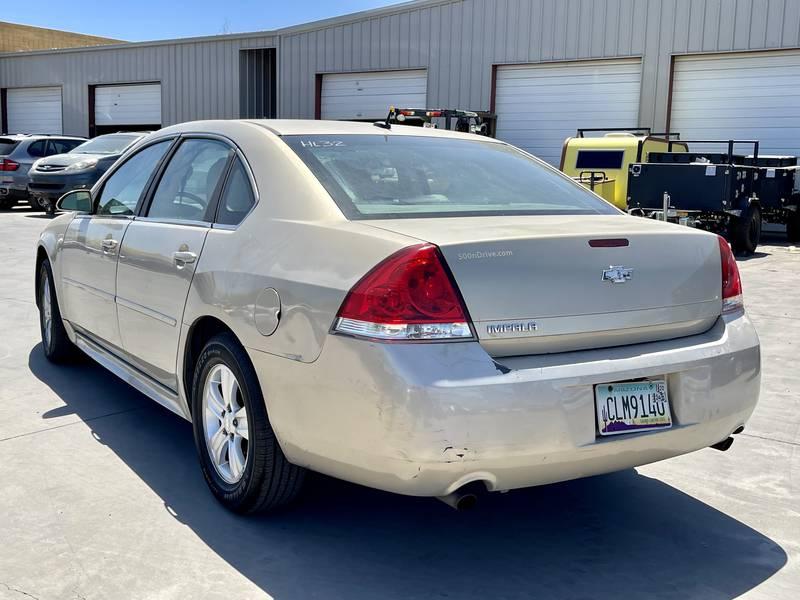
0, 186, 28, 199
249, 312, 760, 497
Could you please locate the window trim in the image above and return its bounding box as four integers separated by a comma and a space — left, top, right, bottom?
211, 154, 259, 229
91, 136, 178, 219
137, 133, 236, 226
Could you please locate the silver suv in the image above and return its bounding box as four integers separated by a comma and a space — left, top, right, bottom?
0, 134, 85, 209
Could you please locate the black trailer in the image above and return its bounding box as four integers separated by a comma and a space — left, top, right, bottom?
627, 140, 800, 254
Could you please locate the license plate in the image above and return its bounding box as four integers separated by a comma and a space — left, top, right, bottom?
595, 380, 671, 436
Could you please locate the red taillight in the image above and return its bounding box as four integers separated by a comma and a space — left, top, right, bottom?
334, 244, 473, 340
718, 236, 743, 313
0, 159, 19, 172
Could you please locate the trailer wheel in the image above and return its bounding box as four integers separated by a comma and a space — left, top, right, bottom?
787, 211, 800, 244
731, 205, 761, 256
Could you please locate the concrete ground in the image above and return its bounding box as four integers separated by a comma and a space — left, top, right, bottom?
0, 206, 797, 600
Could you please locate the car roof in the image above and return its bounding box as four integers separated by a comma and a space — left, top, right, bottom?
157, 119, 503, 142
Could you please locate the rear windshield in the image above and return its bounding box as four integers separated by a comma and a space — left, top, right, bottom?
0, 139, 20, 156
283, 135, 618, 219
71, 134, 140, 155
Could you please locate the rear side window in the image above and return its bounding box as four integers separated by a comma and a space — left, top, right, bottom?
96, 140, 171, 216
27, 140, 47, 158
575, 150, 625, 169
283, 135, 618, 219
147, 139, 231, 222
216, 159, 255, 225
49, 139, 82, 154
0, 139, 20, 155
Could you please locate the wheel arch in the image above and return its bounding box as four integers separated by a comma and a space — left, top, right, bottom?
34, 245, 50, 308
182, 315, 245, 417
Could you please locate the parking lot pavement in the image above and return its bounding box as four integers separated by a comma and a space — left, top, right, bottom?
0, 206, 797, 600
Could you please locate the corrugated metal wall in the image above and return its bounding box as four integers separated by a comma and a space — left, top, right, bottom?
1, 0, 800, 135
279, 0, 800, 130
0, 34, 276, 135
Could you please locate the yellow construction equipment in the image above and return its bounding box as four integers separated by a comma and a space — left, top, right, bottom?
560, 128, 688, 210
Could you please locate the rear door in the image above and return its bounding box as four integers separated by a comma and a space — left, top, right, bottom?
116, 136, 233, 389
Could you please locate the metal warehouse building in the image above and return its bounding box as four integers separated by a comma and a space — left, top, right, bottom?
2, 0, 800, 164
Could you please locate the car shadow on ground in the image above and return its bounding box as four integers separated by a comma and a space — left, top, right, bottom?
29, 345, 786, 600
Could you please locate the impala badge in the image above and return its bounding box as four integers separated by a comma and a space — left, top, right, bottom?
602, 265, 633, 284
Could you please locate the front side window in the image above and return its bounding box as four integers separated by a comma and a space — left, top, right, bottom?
96, 140, 171, 216
283, 135, 619, 219
147, 139, 231, 222
216, 158, 255, 226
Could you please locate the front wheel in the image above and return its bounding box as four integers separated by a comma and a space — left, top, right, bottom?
191, 333, 305, 514
38, 260, 78, 362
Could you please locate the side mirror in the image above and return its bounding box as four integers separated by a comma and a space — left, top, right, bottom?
56, 190, 92, 214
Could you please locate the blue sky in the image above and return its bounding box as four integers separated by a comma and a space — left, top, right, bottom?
5, 1, 401, 41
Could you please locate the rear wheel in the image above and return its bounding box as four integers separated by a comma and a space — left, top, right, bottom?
38, 259, 78, 363
731, 205, 761, 255
191, 332, 305, 514
0, 198, 13, 210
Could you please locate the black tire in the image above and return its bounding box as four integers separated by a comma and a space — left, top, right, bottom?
787, 210, 800, 244
731, 205, 761, 256
0, 198, 13, 210
191, 332, 305, 514
32, 195, 48, 212
38, 259, 78, 363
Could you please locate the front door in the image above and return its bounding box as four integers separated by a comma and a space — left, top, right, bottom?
60, 140, 172, 350
116, 137, 233, 389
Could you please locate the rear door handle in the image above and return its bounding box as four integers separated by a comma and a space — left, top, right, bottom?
101, 239, 118, 253
173, 251, 198, 266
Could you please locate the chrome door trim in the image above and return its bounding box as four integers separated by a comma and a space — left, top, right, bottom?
115, 296, 178, 327
74, 331, 187, 419
132, 216, 212, 228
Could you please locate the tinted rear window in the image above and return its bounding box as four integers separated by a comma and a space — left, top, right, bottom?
0, 139, 20, 155
283, 135, 618, 219
575, 150, 625, 169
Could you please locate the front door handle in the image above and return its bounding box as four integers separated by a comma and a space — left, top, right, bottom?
173, 250, 198, 266
101, 239, 118, 254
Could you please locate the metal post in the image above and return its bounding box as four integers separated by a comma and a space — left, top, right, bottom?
662, 191, 671, 221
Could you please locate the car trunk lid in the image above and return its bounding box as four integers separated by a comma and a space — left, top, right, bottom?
363, 215, 722, 356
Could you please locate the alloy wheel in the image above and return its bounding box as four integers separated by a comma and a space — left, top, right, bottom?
202, 364, 250, 484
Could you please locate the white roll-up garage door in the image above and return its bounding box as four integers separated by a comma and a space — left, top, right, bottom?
494, 59, 642, 165
6, 87, 63, 134
670, 50, 800, 157
95, 83, 162, 127
321, 70, 427, 120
